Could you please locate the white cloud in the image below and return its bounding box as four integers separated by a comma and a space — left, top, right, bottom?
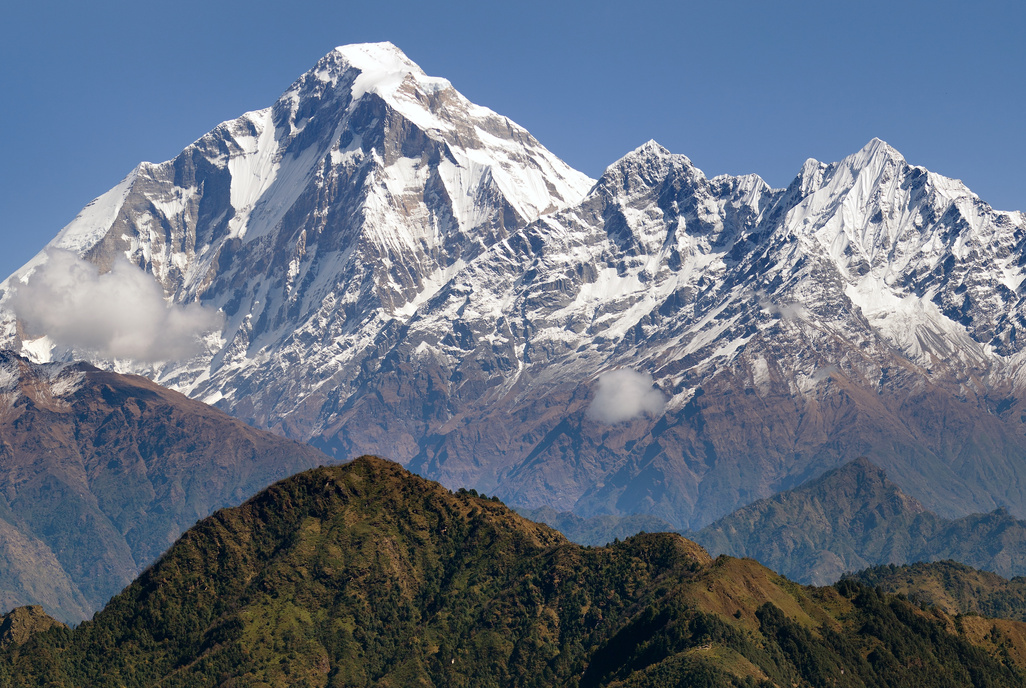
9, 249, 223, 362
586, 369, 667, 424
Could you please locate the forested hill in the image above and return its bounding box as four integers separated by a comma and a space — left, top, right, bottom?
4, 456, 1026, 687
850, 560, 1026, 622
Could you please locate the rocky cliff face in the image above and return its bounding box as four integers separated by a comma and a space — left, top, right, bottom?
0, 606, 63, 649
4, 43, 1026, 531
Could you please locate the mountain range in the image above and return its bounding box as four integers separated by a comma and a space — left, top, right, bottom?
5, 457, 1026, 687
525, 457, 1026, 587
9, 363, 1026, 624
2, 42, 1026, 534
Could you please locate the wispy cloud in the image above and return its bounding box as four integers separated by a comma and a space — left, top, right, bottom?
10, 249, 222, 362
586, 369, 667, 424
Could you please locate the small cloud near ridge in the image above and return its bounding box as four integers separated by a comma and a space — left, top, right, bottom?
10, 249, 223, 362
586, 369, 667, 424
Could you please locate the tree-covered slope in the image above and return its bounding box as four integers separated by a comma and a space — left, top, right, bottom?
3, 456, 1026, 686
850, 560, 1026, 622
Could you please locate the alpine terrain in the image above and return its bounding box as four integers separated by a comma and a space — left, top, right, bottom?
3, 42, 1026, 532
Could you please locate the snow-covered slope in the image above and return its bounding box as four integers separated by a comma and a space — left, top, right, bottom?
4, 45, 1026, 529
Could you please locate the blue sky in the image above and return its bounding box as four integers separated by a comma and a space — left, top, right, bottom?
2, 0, 1023, 280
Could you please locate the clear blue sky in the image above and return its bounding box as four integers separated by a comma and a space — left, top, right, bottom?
2, 0, 1023, 280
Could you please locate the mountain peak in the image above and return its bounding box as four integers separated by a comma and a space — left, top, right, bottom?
597, 139, 702, 198
7, 47, 1026, 580
789, 138, 906, 199
326, 42, 451, 102
332, 41, 411, 66
620, 139, 675, 163
695, 457, 931, 584
0, 606, 64, 649
809, 456, 919, 506
847, 136, 907, 171
636, 139, 671, 154
835, 455, 888, 479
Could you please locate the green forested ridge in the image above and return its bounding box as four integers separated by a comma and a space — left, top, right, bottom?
850, 560, 1026, 622
4, 456, 1026, 687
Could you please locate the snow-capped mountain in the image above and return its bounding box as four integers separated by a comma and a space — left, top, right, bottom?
4, 44, 1026, 529
0, 42, 591, 428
